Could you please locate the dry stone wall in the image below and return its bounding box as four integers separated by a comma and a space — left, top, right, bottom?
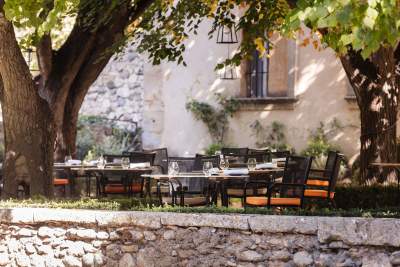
80, 47, 144, 131
0, 209, 400, 267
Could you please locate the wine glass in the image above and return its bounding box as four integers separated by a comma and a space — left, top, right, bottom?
97, 155, 106, 169
64, 155, 72, 165
121, 157, 130, 169
203, 162, 213, 177
220, 157, 227, 170
247, 158, 257, 171
168, 161, 180, 176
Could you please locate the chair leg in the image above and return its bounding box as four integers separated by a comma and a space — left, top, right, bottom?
330, 198, 337, 209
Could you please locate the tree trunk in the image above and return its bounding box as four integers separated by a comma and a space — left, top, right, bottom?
2, 94, 55, 198
341, 47, 399, 183
0, 11, 55, 197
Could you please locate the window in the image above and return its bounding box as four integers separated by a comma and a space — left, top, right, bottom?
242, 36, 295, 100
247, 49, 270, 98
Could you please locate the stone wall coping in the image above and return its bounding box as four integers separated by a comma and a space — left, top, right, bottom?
1, 208, 400, 247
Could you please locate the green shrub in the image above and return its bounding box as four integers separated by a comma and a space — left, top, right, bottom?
250, 120, 291, 151
335, 185, 399, 210
302, 122, 339, 158
186, 93, 240, 144
76, 115, 142, 159
205, 143, 223, 156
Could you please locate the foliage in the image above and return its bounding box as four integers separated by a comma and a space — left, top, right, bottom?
132, 0, 289, 68
284, 0, 400, 59
335, 185, 399, 210
301, 121, 341, 158
2, 189, 400, 218
205, 143, 223, 156
250, 120, 291, 151
76, 115, 142, 160
186, 93, 240, 144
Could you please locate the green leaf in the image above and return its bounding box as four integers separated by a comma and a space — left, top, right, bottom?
340, 33, 354, 45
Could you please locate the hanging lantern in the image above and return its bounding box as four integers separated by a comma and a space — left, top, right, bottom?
216, 25, 238, 44
219, 64, 238, 80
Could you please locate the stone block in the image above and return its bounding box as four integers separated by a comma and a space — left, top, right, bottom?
248, 215, 317, 234
160, 213, 249, 230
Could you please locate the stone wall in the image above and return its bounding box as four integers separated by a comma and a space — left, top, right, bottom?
80, 47, 144, 131
0, 209, 400, 267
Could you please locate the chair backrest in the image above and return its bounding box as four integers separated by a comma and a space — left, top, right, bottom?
144, 148, 168, 174
221, 147, 249, 156
281, 156, 313, 198
129, 152, 156, 165
270, 150, 291, 159
325, 151, 344, 192
193, 155, 220, 171
104, 154, 126, 164
168, 157, 196, 173
247, 149, 270, 163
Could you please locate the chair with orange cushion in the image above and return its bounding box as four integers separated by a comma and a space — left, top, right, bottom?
100, 152, 155, 197
53, 169, 70, 197
244, 156, 313, 208
304, 151, 344, 206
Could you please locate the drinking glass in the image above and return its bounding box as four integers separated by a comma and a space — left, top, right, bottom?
97, 155, 106, 169
220, 157, 227, 170
64, 155, 72, 165
121, 157, 130, 169
203, 162, 213, 177
168, 161, 180, 176
247, 158, 257, 171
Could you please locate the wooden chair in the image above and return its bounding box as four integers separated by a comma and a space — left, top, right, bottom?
244, 156, 313, 208
304, 151, 344, 206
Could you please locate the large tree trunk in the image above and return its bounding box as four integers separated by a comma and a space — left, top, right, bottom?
0, 10, 55, 197
341, 47, 399, 183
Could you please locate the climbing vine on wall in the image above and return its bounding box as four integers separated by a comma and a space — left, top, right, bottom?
186, 94, 240, 144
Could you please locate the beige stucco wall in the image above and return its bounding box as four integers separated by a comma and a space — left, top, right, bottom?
142, 21, 361, 160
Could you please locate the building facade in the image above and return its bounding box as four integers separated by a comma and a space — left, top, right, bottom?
82, 22, 362, 161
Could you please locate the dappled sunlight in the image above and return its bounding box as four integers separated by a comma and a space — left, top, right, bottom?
140, 19, 361, 158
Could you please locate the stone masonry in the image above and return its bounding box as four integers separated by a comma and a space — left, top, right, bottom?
0, 209, 400, 266
80, 47, 144, 131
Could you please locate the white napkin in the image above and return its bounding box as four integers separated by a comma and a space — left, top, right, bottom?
209, 168, 220, 175
272, 158, 286, 163
66, 159, 82, 165
223, 169, 249, 175
129, 162, 151, 169
256, 162, 277, 169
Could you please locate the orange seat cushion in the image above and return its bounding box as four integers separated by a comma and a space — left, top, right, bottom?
304, 189, 335, 199
246, 197, 301, 206
104, 183, 142, 193
307, 179, 329, 187
54, 178, 69, 186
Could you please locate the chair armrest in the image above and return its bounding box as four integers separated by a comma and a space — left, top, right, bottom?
308, 174, 328, 180
267, 183, 306, 199
243, 181, 271, 199
310, 168, 325, 173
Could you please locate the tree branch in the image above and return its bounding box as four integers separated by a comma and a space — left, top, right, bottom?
339, 49, 378, 106
36, 34, 53, 83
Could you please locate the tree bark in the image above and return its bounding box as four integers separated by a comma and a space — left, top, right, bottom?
0, 9, 54, 198
341, 47, 399, 183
